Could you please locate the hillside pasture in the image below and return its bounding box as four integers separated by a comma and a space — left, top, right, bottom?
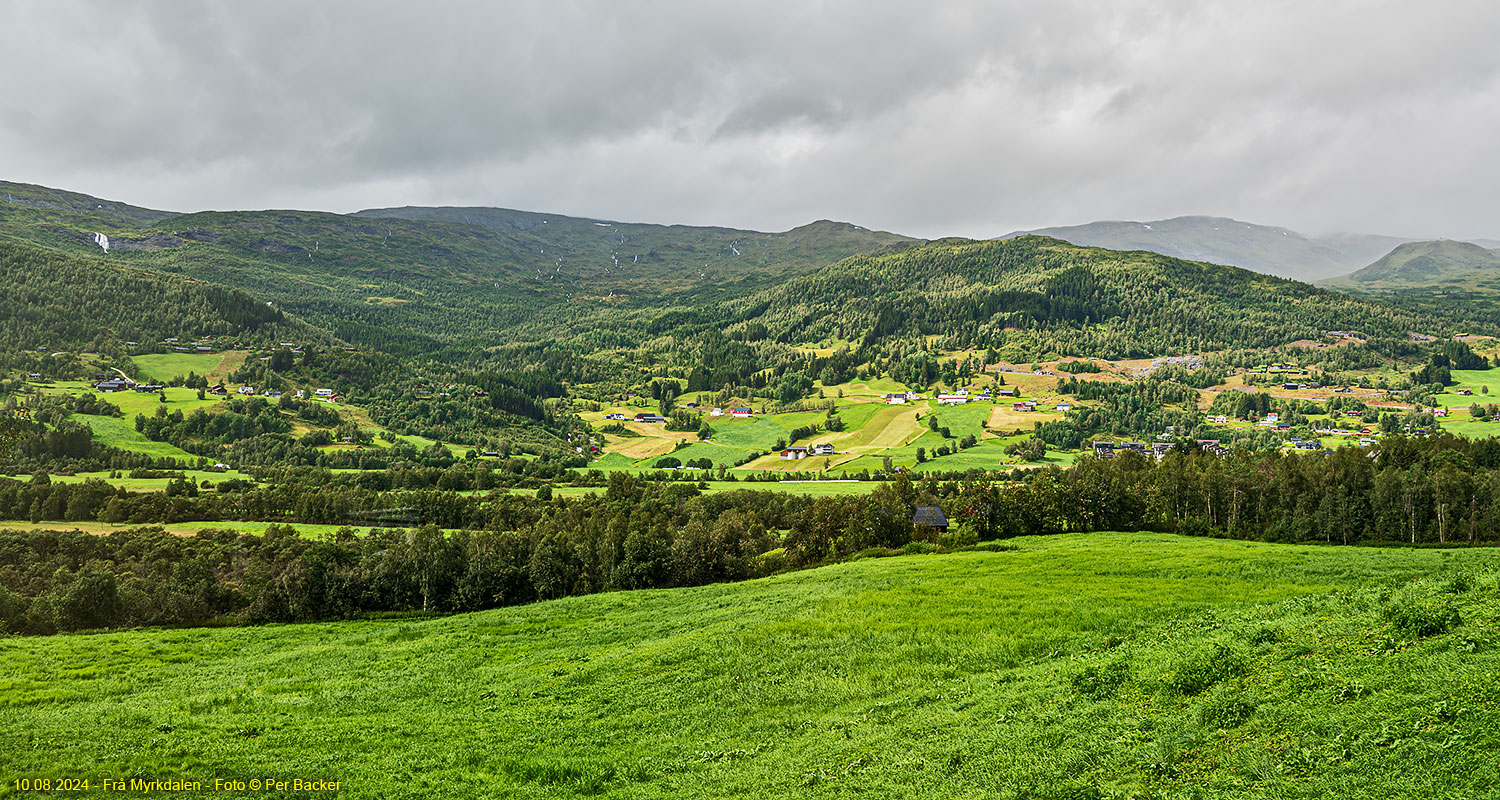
4, 534, 1498, 798
43, 469, 257, 492
66, 413, 200, 462
131, 351, 238, 383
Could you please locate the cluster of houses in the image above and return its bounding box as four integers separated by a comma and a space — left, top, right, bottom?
227, 386, 339, 402
601, 412, 666, 423
1257, 413, 1292, 432
93, 376, 165, 393
92, 371, 350, 405
1093, 440, 1231, 460
603, 406, 757, 424
780, 443, 837, 460
161, 337, 220, 354
1006, 400, 1072, 413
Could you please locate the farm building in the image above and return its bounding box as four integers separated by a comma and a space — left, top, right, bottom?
780, 446, 809, 460
912, 506, 949, 532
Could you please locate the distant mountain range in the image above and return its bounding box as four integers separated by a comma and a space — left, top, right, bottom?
997, 216, 1410, 282
1320, 239, 1500, 293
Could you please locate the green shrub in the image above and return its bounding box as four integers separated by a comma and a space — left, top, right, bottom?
1072, 659, 1131, 701
1197, 685, 1255, 729
1167, 643, 1246, 696
962, 541, 1018, 553
1249, 626, 1281, 646
1384, 598, 1461, 640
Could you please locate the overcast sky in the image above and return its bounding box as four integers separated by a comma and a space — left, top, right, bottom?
1, 1, 1497, 239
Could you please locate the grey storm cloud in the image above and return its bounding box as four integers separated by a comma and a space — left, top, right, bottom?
2, 0, 1499, 240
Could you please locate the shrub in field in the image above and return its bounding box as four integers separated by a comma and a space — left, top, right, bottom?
1166, 643, 1246, 696
1072, 659, 1131, 701
1384, 596, 1461, 640
1197, 684, 1256, 729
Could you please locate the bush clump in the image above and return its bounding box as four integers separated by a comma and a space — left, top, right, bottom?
1072, 659, 1131, 701
1384, 598, 1461, 640
1166, 643, 1246, 696
1197, 684, 1256, 729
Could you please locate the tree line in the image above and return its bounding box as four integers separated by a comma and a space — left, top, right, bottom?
8, 434, 1500, 636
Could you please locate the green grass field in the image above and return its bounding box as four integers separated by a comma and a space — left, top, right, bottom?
131, 352, 226, 383
710, 417, 792, 450
700, 479, 878, 496
43, 469, 257, 492
0, 520, 406, 539
1437, 417, 1500, 438
66, 413, 200, 462
5, 533, 1498, 798
40, 381, 223, 419
1431, 369, 1500, 420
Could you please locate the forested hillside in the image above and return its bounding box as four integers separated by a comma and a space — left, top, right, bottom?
0, 240, 303, 355
716, 236, 1455, 358
0, 181, 912, 358
1, 179, 1485, 375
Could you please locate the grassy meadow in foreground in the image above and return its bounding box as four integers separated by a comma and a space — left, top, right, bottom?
3, 534, 1499, 799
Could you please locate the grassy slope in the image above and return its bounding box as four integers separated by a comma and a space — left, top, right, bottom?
1324, 240, 1500, 291
65, 414, 199, 462
131, 352, 236, 383
4, 534, 1498, 799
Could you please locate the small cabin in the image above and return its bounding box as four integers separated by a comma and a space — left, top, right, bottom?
912, 506, 949, 532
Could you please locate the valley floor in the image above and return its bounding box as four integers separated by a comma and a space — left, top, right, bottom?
4, 534, 1499, 798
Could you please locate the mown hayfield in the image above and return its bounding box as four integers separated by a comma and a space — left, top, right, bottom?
709, 417, 790, 451
130, 352, 230, 383
928, 402, 992, 440
655, 441, 755, 468
850, 404, 925, 450
4, 534, 1498, 798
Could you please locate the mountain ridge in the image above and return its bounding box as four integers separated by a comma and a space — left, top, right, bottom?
996, 215, 1410, 282
1321, 239, 1500, 292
